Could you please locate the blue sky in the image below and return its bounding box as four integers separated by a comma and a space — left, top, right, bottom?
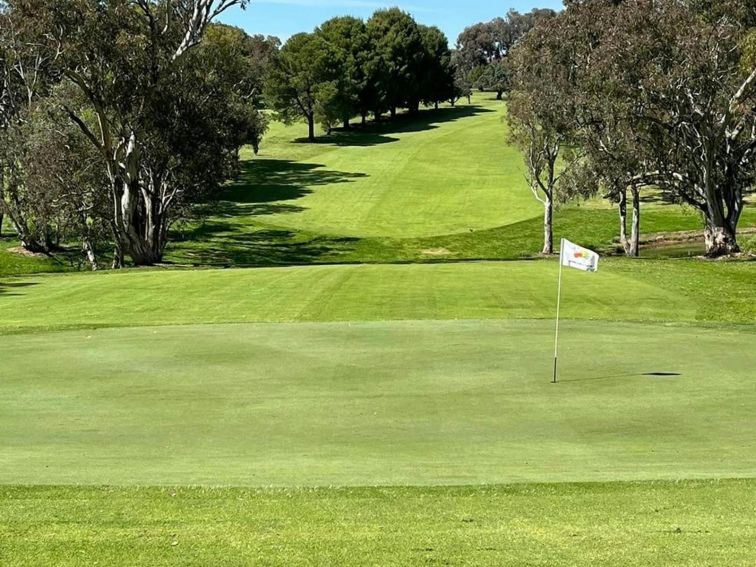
219, 0, 564, 44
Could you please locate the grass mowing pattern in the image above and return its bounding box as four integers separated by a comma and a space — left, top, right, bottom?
1, 259, 755, 333
2, 480, 755, 566
166, 94, 756, 267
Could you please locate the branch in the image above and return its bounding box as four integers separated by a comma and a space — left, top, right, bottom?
172, 0, 247, 61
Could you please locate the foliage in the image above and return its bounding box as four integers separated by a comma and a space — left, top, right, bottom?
1, 0, 269, 267
516, 0, 756, 257
455, 9, 555, 98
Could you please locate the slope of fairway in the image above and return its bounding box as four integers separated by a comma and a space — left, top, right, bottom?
1, 319, 755, 486
232, 98, 538, 238
2, 259, 755, 332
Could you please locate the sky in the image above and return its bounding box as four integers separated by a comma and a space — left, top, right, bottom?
219, 0, 564, 44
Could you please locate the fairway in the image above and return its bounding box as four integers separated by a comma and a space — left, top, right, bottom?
234, 99, 538, 238
2, 319, 755, 486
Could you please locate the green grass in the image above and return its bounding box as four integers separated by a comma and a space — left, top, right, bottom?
2, 94, 756, 563
1, 259, 754, 333
2, 319, 755, 486
2, 480, 755, 566
165, 94, 756, 267
229, 100, 538, 239
2, 94, 754, 273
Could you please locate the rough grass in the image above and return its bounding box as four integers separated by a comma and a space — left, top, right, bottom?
2, 480, 755, 566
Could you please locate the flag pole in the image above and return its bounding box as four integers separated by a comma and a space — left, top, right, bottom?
553, 238, 564, 384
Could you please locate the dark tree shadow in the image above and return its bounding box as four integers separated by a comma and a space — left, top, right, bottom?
217, 159, 367, 208
294, 105, 496, 147
170, 159, 368, 266
0, 280, 38, 297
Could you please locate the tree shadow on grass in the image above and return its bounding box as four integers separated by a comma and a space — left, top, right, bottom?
218, 159, 367, 208
170, 159, 368, 266
171, 224, 361, 267
0, 280, 38, 297
293, 105, 496, 147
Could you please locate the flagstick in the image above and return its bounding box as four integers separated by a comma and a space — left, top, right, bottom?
553, 238, 564, 384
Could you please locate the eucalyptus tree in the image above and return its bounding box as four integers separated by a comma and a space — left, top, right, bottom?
0, 0, 63, 252
10, 0, 255, 266
507, 10, 573, 255
562, 0, 756, 256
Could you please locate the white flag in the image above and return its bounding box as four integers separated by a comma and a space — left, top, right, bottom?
560, 238, 599, 272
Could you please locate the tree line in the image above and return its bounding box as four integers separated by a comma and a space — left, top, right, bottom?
507, 0, 756, 258
265, 8, 459, 142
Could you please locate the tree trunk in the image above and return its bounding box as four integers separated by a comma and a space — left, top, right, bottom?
361, 112, 367, 126
307, 114, 316, 142
343, 118, 350, 130
83, 239, 98, 271
628, 185, 640, 257
434, 101, 439, 110
0, 212, 3, 237
704, 223, 739, 257
390, 106, 397, 118
112, 242, 124, 269
542, 195, 553, 255
618, 187, 628, 252
496, 90, 503, 100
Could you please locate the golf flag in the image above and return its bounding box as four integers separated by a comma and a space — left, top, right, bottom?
560, 238, 599, 272
553, 238, 600, 383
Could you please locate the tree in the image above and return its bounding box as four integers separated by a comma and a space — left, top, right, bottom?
475, 60, 508, 100
561, 0, 756, 257
0, 0, 63, 252
367, 8, 425, 116
21, 0, 254, 267
418, 25, 454, 109
508, 11, 576, 255
315, 16, 371, 129
265, 32, 340, 141
456, 9, 555, 99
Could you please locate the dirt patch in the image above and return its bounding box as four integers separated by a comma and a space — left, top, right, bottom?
420, 247, 452, 257
641, 227, 756, 249
6, 246, 49, 259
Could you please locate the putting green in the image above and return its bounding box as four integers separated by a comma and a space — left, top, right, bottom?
2, 319, 754, 486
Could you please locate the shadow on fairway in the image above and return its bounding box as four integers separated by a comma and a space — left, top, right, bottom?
170, 224, 360, 267
294, 105, 496, 147
643, 372, 681, 377
169, 159, 366, 266
0, 280, 38, 297
221, 159, 368, 209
